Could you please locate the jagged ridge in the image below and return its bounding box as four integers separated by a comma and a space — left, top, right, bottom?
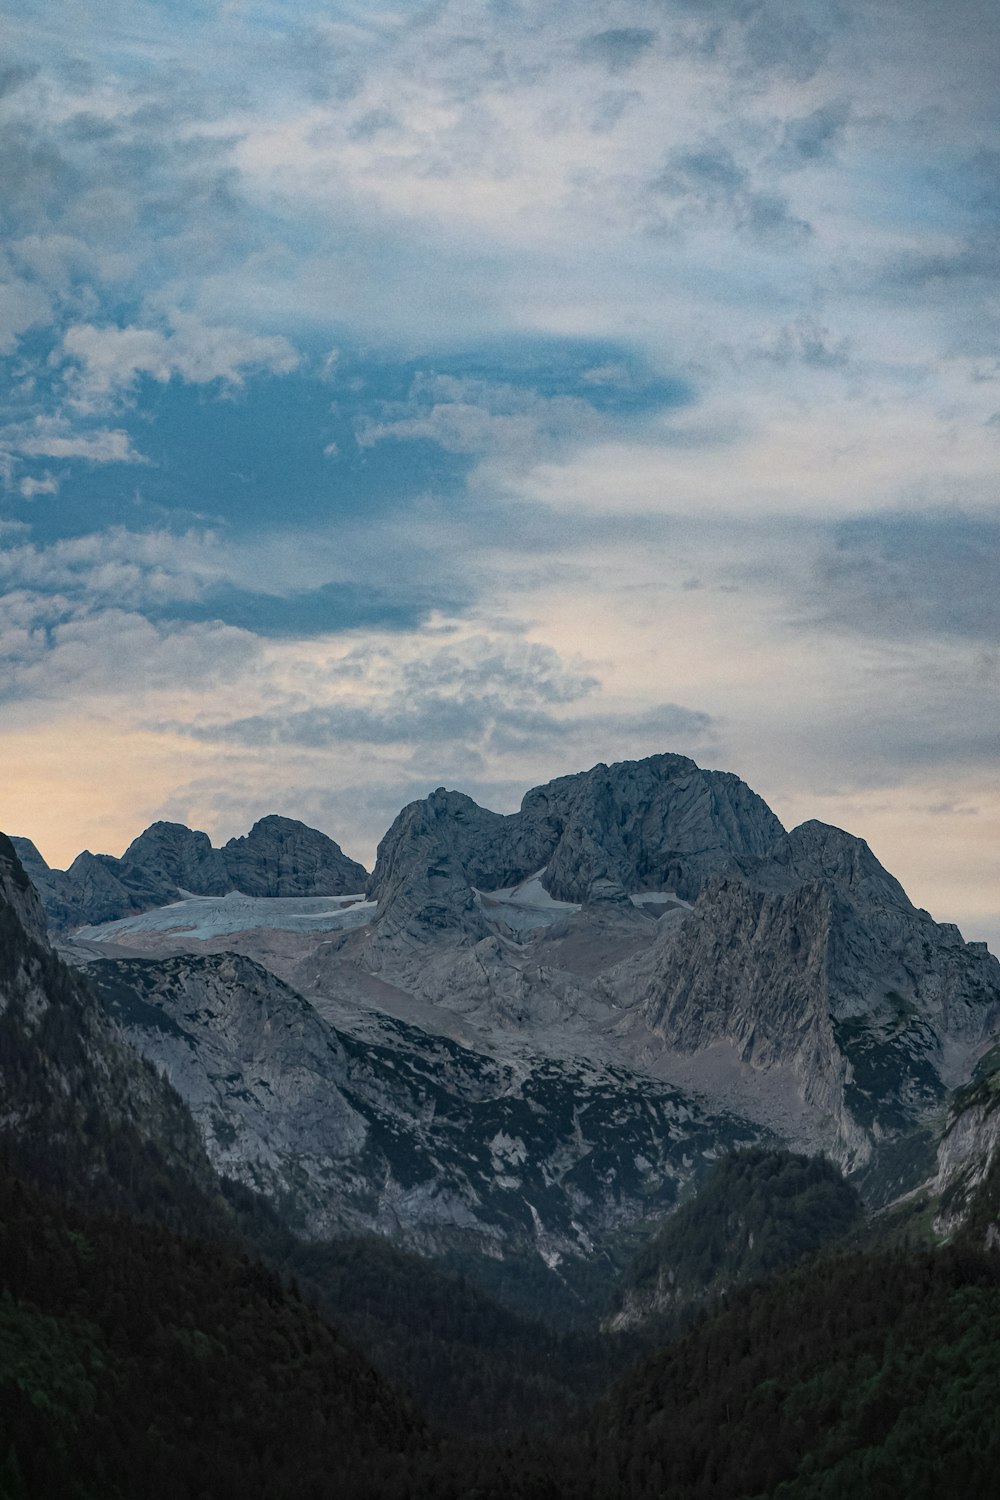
13, 814, 368, 931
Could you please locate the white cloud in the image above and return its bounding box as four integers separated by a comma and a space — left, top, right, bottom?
356, 373, 604, 466
0, 271, 52, 352
0, 526, 224, 606
59, 313, 300, 406
18, 471, 58, 498
3, 418, 144, 464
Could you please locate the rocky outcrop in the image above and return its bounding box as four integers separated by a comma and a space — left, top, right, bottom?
620, 821, 1000, 1179
366, 754, 785, 950
364, 790, 526, 953
0, 833, 50, 948
13, 816, 369, 932
522, 755, 785, 904
221, 815, 367, 897
120, 821, 230, 896
90, 952, 369, 1230
0, 833, 219, 1208
925, 1045, 1000, 1240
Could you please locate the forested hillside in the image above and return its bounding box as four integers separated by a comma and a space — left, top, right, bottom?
612, 1148, 864, 1328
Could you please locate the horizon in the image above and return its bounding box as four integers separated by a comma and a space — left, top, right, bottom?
2, 1, 998, 954
10, 746, 998, 954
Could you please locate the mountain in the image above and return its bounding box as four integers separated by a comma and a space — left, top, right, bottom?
0, 826, 631, 1448
5, 801, 1000, 1498
11, 815, 368, 930
364, 753, 784, 950
22, 751, 1000, 1288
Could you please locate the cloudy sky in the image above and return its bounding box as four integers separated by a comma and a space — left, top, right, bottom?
1, 0, 998, 947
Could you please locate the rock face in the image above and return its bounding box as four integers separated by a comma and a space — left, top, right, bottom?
0, 833, 50, 948
88, 949, 761, 1254
221, 815, 367, 898
89, 952, 368, 1229
621, 820, 1000, 1184
366, 754, 784, 952
12, 816, 368, 932
519, 755, 784, 904
927, 1046, 1000, 1241
0, 833, 217, 1207
120, 821, 230, 897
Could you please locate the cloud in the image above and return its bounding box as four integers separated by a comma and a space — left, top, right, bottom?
577, 29, 657, 74
777, 100, 850, 166
355, 373, 606, 465
18, 471, 58, 498
0, 268, 52, 351
652, 142, 811, 240
2, 418, 144, 464
170, 628, 714, 770
0, 527, 223, 609
741, 315, 851, 368
0, 599, 257, 705
60, 314, 300, 406
805, 511, 1000, 644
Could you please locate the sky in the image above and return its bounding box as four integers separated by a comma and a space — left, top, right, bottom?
1, 0, 998, 949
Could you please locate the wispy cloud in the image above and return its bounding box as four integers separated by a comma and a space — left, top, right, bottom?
2, 0, 999, 947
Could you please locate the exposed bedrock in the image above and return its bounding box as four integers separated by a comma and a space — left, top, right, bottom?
12, 816, 368, 931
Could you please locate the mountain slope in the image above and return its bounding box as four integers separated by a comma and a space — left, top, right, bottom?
0, 1165, 433, 1500
0, 833, 225, 1228
608, 1148, 863, 1330
86, 948, 762, 1275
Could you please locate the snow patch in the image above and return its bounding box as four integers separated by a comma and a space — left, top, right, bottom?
75, 892, 376, 942
476, 868, 581, 934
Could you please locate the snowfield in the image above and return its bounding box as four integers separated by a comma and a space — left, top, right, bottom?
75, 891, 376, 942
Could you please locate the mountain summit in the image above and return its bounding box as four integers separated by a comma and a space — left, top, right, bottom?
11, 815, 368, 930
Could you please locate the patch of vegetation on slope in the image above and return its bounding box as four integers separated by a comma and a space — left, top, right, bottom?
575, 1247, 1000, 1500
611, 1149, 863, 1328
0, 1167, 431, 1500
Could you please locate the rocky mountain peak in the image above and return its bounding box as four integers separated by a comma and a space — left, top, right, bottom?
15, 814, 369, 932
524, 754, 786, 903
222, 815, 367, 897
765, 820, 914, 912
121, 820, 230, 896
0, 833, 49, 947
366, 753, 786, 949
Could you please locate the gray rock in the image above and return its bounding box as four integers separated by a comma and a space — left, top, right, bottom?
622, 822, 1000, 1183
121, 821, 230, 896
88, 948, 762, 1253
221, 814, 367, 897
523, 754, 785, 903
0, 831, 218, 1201
0, 834, 50, 947
18, 815, 369, 932
62, 850, 144, 925
367, 754, 785, 951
